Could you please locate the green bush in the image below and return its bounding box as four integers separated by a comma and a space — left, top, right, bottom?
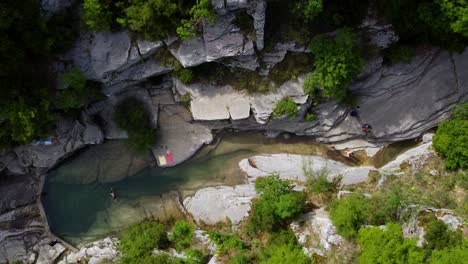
307, 174, 336, 193
83, 0, 112, 31
230, 254, 250, 264
429, 238, 468, 264
357, 223, 424, 264
294, 0, 323, 22
205, 232, 245, 255
169, 221, 194, 251
329, 194, 370, 239
305, 112, 317, 121
176, 0, 216, 40
423, 214, 462, 253
433, 102, 468, 169
247, 175, 305, 234
176, 68, 194, 84
119, 222, 169, 264
180, 93, 192, 108
259, 230, 313, 264
306, 28, 364, 101
114, 97, 156, 152
184, 249, 206, 264
59, 68, 89, 111
273, 98, 298, 117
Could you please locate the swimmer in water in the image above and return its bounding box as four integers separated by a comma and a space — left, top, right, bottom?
110, 188, 117, 201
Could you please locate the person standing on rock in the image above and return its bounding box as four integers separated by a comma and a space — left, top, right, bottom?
362, 124, 372, 136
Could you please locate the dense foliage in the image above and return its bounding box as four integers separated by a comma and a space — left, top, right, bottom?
433, 102, 468, 169
329, 194, 370, 239
247, 175, 305, 234
357, 223, 425, 264
273, 98, 298, 117
114, 97, 157, 152
119, 222, 169, 264
83, 0, 215, 40
305, 28, 364, 101
258, 231, 313, 264
378, 0, 468, 50
205, 232, 245, 255
170, 221, 195, 251
0, 0, 79, 149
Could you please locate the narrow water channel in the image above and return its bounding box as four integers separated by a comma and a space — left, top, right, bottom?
42, 132, 418, 244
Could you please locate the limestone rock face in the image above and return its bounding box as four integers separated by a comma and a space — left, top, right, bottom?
183, 184, 256, 225
171, 0, 266, 67
239, 154, 375, 185
290, 209, 343, 256
174, 75, 308, 124
66, 31, 171, 95
312, 48, 468, 144
58, 237, 119, 264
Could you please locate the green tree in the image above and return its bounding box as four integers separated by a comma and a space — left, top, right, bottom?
433, 102, 468, 169
119, 222, 169, 264
329, 194, 370, 239
357, 223, 425, 264
114, 97, 157, 152
273, 98, 298, 117
306, 28, 364, 101
247, 175, 305, 234
205, 232, 245, 255
294, 0, 323, 22
169, 221, 194, 251
259, 231, 313, 264
83, 0, 112, 31
429, 238, 468, 264
117, 0, 181, 40
423, 214, 462, 253
177, 0, 216, 40
436, 0, 468, 37
59, 68, 90, 111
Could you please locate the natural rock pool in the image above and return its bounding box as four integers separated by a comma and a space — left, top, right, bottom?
42, 132, 417, 245
42, 133, 337, 244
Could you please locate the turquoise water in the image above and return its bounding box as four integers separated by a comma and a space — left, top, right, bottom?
42, 133, 337, 244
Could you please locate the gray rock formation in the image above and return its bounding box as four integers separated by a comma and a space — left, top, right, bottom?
65, 31, 172, 95
239, 154, 375, 186
170, 0, 266, 68
290, 208, 343, 256
41, 0, 75, 14
173, 75, 308, 124
58, 237, 119, 264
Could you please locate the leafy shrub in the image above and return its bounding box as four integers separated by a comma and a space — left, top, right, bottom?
329, 194, 370, 239
114, 97, 156, 152
305, 112, 317, 121
180, 93, 192, 108
184, 249, 206, 264
273, 98, 298, 117
423, 214, 462, 253
230, 254, 250, 264
357, 223, 424, 264
433, 102, 468, 169
247, 175, 305, 234
429, 238, 468, 264
206, 232, 245, 255
177, 0, 216, 40
294, 0, 323, 22
259, 230, 312, 264
306, 28, 364, 101
59, 68, 89, 111
119, 222, 169, 264
169, 221, 194, 251
83, 0, 112, 31
383, 44, 415, 65
307, 174, 336, 193
176, 68, 194, 84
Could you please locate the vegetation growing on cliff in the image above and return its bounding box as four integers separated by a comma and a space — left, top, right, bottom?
273, 98, 298, 118
114, 97, 156, 152
305, 28, 364, 101
433, 102, 468, 169
83, 0, 215, 40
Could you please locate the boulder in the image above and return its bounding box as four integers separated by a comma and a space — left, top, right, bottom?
290, 208, 343, 256
58, 237, 119, 264
34, 240, 66, 264
65, 31, 171, 95
183, 184, 256, 225
239, 154, 375, 185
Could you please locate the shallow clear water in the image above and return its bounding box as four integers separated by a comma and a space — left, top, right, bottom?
43, 133, 336, 244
